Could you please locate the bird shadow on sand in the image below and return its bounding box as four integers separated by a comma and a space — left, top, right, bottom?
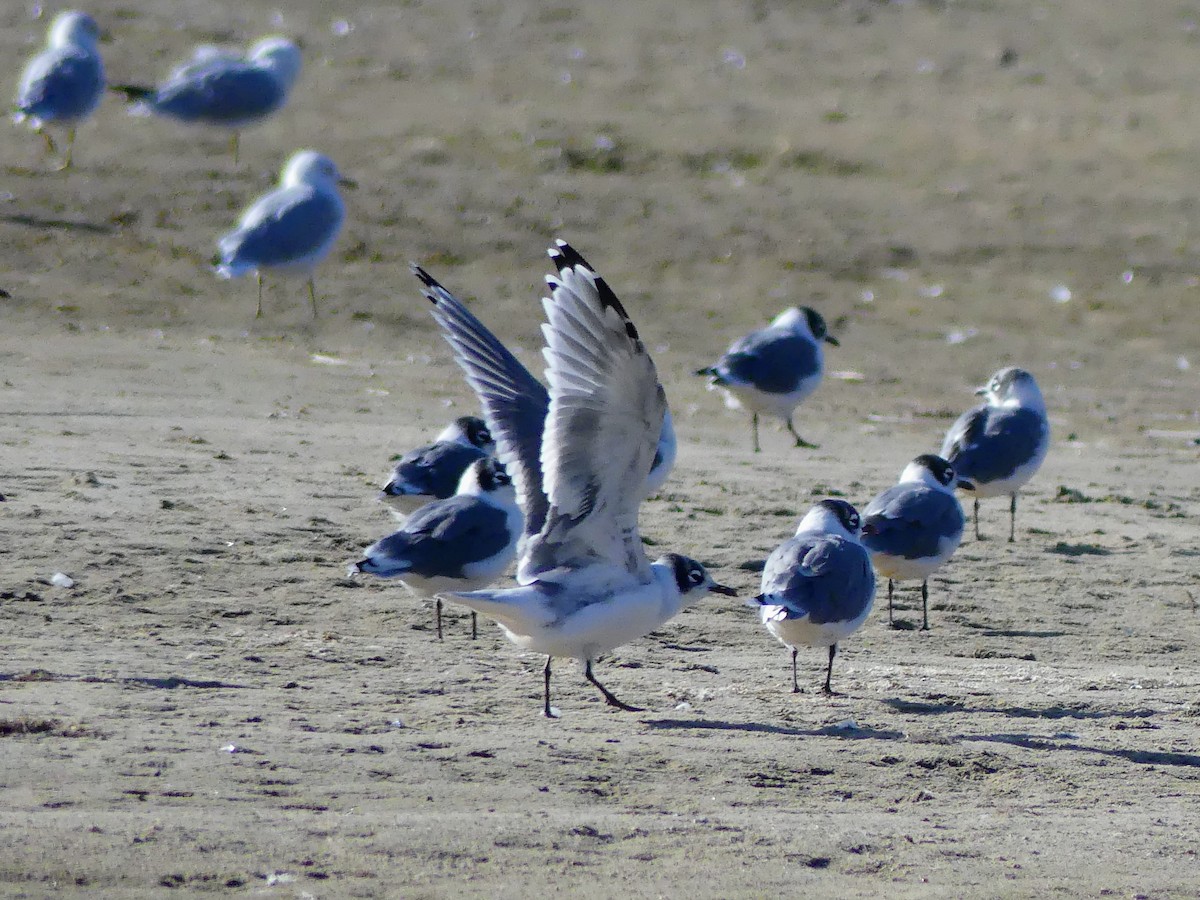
957, 623, 1069, 639
641, 717, 903, 740
1, 212, 116, 234
882, 697, 1156, 721
960, 732, 1200, 768
0, 670, 248, 690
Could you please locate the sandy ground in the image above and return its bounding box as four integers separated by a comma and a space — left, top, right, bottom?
3, 0, 1200, 896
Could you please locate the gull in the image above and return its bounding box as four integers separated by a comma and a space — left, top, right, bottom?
110, 36, 302, 164
424, 240, 735, 716
379, 415, 495, 519
748, 499, 875, 695
353, 458, 521, 641
696, 307, 839, 452
411, 267, 677, 504
13, 10, 106, 170
940, 367, 1050, 542
216, 149, 355, 318
861, 454, 970, 631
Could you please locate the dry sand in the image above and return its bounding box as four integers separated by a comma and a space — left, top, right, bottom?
2, 0, 1200, 896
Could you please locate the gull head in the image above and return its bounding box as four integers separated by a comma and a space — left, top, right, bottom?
456, 457, 514, 501
770, 306, 839, 346
975, 366, 1044, 411
249, 36, 302, 88
280, 150, 355, 190
899, 453, 968, 492
49, 11, 101, 49
656, 553, 737, 602
437, 415, 494, 452
796, 498, 862, 540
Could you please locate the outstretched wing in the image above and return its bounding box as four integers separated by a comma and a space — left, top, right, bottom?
414, 266, 552, 537
523, 240, 666, 580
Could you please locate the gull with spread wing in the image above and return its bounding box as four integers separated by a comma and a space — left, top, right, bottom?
421, 241, 734, 716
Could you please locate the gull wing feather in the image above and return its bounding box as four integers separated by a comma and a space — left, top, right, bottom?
414, 266, 552, 536
522, 241, 666, 580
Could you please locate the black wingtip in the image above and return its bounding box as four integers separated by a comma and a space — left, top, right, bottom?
546, 240, 640, 340
411, 263, 445, 306
547, 239, 596, 276
410, 262, 436, 287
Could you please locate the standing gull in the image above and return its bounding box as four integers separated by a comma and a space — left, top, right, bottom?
748, 499, 875, 695
216, 149, 355, 318
110, 36, 302, 163
379, 415, 495, 519
940, 367, 1049, 542
861, 454, 969, 631
353, 458, 521, 641
13, 10, 106, 170
696, 307, 839, 452
426, 241, 735, 716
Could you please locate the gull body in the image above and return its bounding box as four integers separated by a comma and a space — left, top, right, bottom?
216, 149, 353, 318
748, 499, 875, 694
861, 454, 969, 631
110, 36, 301, 163
696, 307, 839, 452
380, 416, 495, 519
425, 241, 734, 715
353, 458, 521, 640
14, 11, 106, 169
940, 367, 1049, 542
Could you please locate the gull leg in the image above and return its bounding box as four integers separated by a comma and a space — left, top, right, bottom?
471, 611, 478, 640
973, 497, 981, 541
751, 413, 761, 453
435, 598, 443, 641
230, 132, 240, 165
255, 273, 264, 318
53, 128, 77, 171
39, 127, 58, 160
308, 278, 319, 319
887, 578, 894, 626
821, 644, 838, 696
543, 656, 557, 718
791, 647, 799, 694
785, 415, 819, 449
585, 660, 642, 712
921, 580, 930, 631
1009, 493, 1017, 543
